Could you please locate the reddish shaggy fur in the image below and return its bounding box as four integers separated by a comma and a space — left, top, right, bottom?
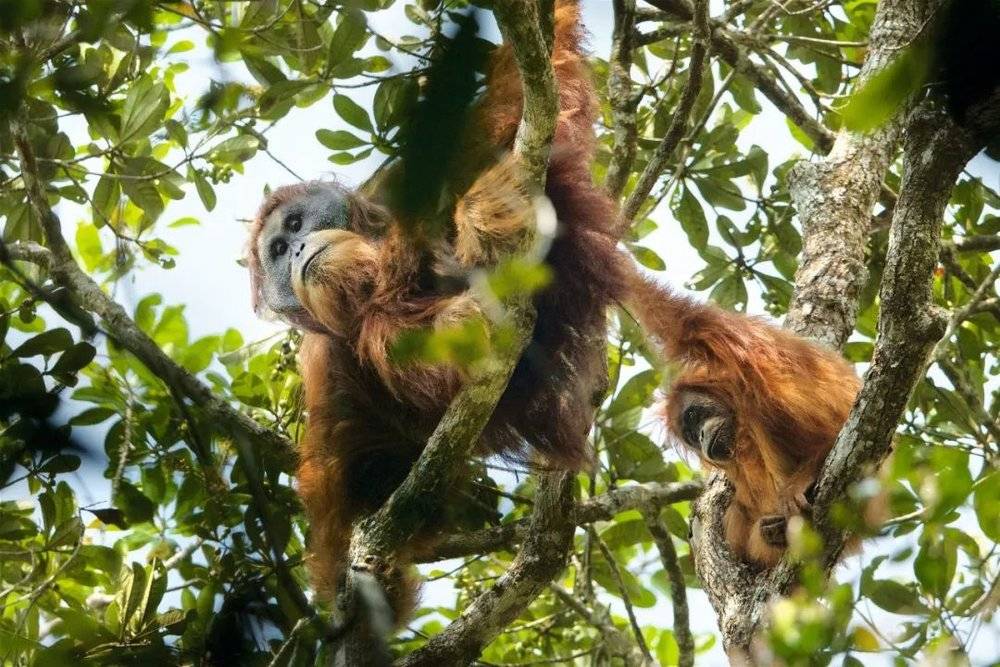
246, 0, 863, 610
247, 0, 625, 613
624, 266, 862, 566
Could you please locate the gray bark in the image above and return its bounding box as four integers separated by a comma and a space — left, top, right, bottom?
686, 0, 996, 659
784, 0, 933, 349
397, 472, 575, 666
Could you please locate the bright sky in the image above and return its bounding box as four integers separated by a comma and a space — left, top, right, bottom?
28, 1, 1000, 663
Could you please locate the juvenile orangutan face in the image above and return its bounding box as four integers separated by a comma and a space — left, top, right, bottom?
250, 182, 381, 335
671, 388, 736, 463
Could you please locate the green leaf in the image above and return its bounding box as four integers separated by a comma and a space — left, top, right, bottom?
49, 516, 83, 549
167, 39, 194, 55
672, 186, 708, 250
608, 431, 668, 482
327, 9, 368, 69
592, 558, 657, 608
135, 294, 162, 332
657, 629, 679, 666
864, 579, 926, 615
153, 305, 188, 348
189, 167, 216, 212
600, 518, 650, 549
158, 609, 189, 635
333, 93, 373, 132
86, 507, 129, 528
316, 129, 366, 150
841, 41, 931, 132
374, 77, 418, 130
50, 342, 97, 378
710, 273, 747, 309
76, 223, 103, 272
168, 216, 200, 228
914, 534, 957, 599
630, 245, 666, 270
210, 135, 260, 163
120, 77, 169, 140
115, 481, 156, 525
222, 328, 243, 353
179, 335, 220, 373
974, 472, 1000, 541
694, 176, 747, 211
12, 327, 73, 357
91, 176, 120, 227
70, 407, 116, 425
746, 145, 768, 190
608, 369, 660, 417
39, 454, 81, 474
121, 173, 164, 221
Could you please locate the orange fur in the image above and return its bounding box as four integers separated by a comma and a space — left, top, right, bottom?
623, 263, 862, 566
246, 0, 625, 621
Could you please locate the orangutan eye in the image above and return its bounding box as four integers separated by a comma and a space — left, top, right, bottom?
270, 238, 288, 260
285, 213, 302, 233
681, 404, 710, 444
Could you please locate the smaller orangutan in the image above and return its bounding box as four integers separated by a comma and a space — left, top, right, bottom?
623, 265, 863, 567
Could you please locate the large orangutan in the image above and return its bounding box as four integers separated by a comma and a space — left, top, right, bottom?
625, 267, 862, 567
246, 1, 624, 618
246, 0, 862, 621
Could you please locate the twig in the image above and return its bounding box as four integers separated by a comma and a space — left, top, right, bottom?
643, 506, 694, 667
620, 0, 710, 225
398, 473, 576, 666
550, 585, 654, 665
932, 260, 1000, 360
416, 480, 703, 562
605, 0, 641, 199
592, 530, 653, 661
633, 23, 685, 46
8, 116, 292, 458
644, 0, 836, 152
268, 618, 311, 667
952, 235, 1000, 254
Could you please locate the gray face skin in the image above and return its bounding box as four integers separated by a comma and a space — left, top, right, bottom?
259, 186, 351, 317
677, 390, 735, 462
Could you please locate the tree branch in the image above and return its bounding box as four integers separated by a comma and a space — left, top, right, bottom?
338, 3, 560, 662
8, 116, 291, 457
350, 304, 537, 561
643, 507, 694, 667
686, 0, 1000, 656
414, 480, 702, 562
493, 0, 559, 186
952, 235, 1000, 254
806, 99, 979, 568
592, 529, 653, 661
642, 0, 836, 153
551, 585, 654, 665
604, 0, 640, 200
620, 0, 710, 225
397, 472, 575, 666
783, 0, 929, 349
0, 241, 53, 268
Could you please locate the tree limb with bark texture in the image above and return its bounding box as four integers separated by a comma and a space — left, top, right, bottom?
332, 1, 568, 663
686, 0, 1000, 658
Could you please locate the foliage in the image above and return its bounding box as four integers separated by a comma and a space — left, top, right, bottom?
0, 1, 997, 665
